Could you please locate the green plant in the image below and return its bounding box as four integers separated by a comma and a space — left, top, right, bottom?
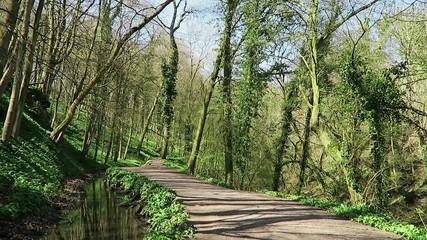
106, 168, 194, 239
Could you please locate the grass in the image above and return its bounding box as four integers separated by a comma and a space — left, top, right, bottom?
0, 94, 141, 222
164, 157, 231, 188
0, 108, 105, 221
106, 168, 194, 239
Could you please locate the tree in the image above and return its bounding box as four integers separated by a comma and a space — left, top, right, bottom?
285, 0, 383, 194
0, 0, 21, 89
187, 1, 238, 175
2, 0, 35, 143
159, 0, 188, 159
222, 0, 239, 186
50, 0, 174, 142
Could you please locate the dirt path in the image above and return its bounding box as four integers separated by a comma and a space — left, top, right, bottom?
122, 158, 404, 240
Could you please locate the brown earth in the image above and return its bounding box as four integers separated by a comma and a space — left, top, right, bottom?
123, 158, 405, 240
0, 175, 94, 240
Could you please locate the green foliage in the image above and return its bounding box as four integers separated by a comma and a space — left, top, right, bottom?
161, 47, 179, 127
265, 191, 427, 240
0, 96, 106, 221
164, 158, 187, 173
106, 168, 194, 239
164, 158, 231, 188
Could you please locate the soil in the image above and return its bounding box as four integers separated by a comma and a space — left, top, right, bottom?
123, 158, 406, 240
0, 174, 96, 240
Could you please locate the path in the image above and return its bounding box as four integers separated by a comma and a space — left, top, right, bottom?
122, 158, 404, 240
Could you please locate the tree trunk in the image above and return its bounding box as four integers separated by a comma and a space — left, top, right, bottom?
370, 112, 385, 207
94, 120, 103, 162
272, 85, 295, 191
222, 0, 238, 186
0, 0, 21, 77
309, 0, 320, 128
187, 78, 215, 174
12, 0, 45, 137
298, 104, 312, 195
0, 37, 17, 96
160, 126, 170, 159
81, 116, 94, 157
123, 123, 133, 160
1, 0, 34, 143
104, 130, 114, 164
136, 90, 161, 157
114, 127, 122, 162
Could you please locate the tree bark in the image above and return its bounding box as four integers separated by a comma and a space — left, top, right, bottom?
222, 0, 238, 186
187, 74, 217, 174
0, 0, 21, 78
298, 103, 312, 195
272, 85, 295, 191
12, 0, 45, 137
123, 123, 133, 160
136, 90, 161, 158
1, 0, 34, 143
160, 126, 170, 159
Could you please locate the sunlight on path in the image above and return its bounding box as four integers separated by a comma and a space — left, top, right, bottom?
122, 158, 404, 240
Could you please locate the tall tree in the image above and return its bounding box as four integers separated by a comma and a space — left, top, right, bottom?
187, 1, 238, 175
159, 0, 188, 159
50, 0, 173, 142
222, 0, 239, 186
1, 0, 35, 143
0, 0, 21, 82
287, 0, 383, 194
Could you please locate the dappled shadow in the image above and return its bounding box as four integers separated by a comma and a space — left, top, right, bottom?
122, 160, 403, 240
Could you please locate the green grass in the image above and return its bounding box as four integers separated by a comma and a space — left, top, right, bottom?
164, 157, 231, 188
106, 168, 194, 239
0, 116, 104, 220
164, 157, 187, 173
265, 191, 427, 240
0, 94, 139, 222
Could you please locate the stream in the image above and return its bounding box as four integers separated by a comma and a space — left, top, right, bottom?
39, 178, 143, 240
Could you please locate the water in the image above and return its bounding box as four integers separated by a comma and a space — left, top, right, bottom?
39, 178, 144, 240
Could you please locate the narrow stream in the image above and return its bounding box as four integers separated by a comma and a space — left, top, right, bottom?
39, 178, 143, 240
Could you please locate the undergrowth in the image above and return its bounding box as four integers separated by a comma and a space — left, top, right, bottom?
164, 158, 231, 188
0, 110, 105, 221
106, 168, 194, 240
265, 191, 427, 240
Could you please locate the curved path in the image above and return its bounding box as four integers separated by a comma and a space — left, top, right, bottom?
122, 158, 404, 240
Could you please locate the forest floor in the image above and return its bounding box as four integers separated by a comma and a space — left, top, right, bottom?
123, 158, 405, 240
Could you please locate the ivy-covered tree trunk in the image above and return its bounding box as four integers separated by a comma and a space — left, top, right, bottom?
272, 84, 295, 191
298, 103, 312, 194
187, 0, 234, 175
160, 37, 179, 159
159, 0, 185, 159
369, 112, 386, 208
222, 0, 238, 186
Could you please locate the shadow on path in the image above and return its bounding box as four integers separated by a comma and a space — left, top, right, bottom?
122, 158, 404, 240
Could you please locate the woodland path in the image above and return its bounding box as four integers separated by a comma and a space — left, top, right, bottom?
122, 158, 404, 240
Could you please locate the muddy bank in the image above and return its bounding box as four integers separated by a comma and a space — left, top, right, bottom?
0, 174, 97, 240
